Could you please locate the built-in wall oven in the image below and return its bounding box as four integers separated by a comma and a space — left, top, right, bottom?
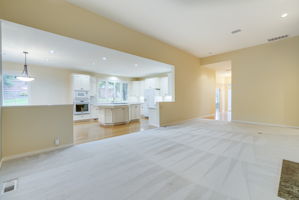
74, 90, 89, 99
74, 99, 90, 115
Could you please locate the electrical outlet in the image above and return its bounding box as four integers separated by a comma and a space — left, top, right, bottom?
54, 138, 60, 146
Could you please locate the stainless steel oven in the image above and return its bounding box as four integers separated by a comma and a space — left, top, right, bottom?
74, 100, 90, 115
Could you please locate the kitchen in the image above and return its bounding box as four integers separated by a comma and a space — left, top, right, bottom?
1, 20, 175, 145
72, 73, 173, 144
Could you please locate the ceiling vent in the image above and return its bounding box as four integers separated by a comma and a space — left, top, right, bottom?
267, 35, 288, 42
231, 29, 242, 34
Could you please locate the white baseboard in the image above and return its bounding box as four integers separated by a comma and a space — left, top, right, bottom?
232, 120, 299, 129
2, 144, 73, 162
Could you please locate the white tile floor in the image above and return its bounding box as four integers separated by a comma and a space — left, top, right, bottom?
1, 119, 299, 200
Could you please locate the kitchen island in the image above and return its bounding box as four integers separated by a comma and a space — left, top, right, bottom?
97, 103, 141, 126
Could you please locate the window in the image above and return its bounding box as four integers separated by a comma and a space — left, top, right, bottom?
97, 80, 128, 103
3, 74, 29, 106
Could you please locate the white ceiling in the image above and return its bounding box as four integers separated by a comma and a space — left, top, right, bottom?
67, 0, 299, 57
1, 21, 172, 78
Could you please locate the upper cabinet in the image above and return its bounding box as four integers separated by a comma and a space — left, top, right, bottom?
73, 74, 90, 91
144, 77, 160, 89
160, 77, 169, 96
90, 77, 97, 96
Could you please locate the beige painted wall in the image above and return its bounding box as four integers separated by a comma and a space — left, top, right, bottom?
2, 105, 73, 157
201, 36, 299, 127
0, 0, 215, 125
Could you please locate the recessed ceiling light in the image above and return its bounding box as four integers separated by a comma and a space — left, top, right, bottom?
49, 50, 55, 54
281, 13, 288, 18
102, 57, 107, 61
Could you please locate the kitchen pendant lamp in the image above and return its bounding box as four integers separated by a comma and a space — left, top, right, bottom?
16, 51, 35, 82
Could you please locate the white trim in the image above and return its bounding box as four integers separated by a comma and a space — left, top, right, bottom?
232, 120, 299, 129
2, 144, 73, 162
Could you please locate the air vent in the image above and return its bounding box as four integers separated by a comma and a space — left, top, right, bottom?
231, 29, 242, 34
2, 179, 18, 194
268, 35, 288, 42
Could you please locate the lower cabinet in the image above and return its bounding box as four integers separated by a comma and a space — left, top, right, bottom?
98, 106, 129, 125
73, 114, 95, 121
98, 104, 141, 125
129, 104, 141, 121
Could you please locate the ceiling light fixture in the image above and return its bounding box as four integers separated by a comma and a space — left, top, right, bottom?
281, 13, 288, 18
49, 50, 55, 54
16, 51, 35, 82
102, 57, 107, 61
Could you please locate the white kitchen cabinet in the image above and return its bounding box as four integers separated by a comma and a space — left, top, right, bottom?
130, 81, 140, 96
112, 107, 128, 123
160, 77, 169, 96
129, 104, 141, 120
73, 114, 94, 121
139, 80, 145, 97
98, 105, 129, 125
144, 78, 160, 89
73, 74, 90, 91
90, 76, 97, 96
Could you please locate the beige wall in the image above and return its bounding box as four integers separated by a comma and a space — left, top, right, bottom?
201, 36, 299, 127
2, 105, 73, 157
0, 0, 215, 125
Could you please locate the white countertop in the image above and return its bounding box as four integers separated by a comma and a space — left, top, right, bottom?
96, 103, 142, 109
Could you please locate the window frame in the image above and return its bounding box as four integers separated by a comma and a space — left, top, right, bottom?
96, 78, 128, 103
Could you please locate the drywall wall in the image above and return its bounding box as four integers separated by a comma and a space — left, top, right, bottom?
0, 0, 215, 125
201, 36, 299, 127
2, 105, 73, 158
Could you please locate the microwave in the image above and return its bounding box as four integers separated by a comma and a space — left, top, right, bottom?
75, 90, 88, 99
74, 100, 90, 115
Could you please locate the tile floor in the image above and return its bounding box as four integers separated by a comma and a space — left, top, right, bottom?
1, 119, 299, 200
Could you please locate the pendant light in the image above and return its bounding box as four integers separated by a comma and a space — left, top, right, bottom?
16, 51, 35, 82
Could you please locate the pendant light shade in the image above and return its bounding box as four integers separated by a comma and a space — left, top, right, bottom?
16, 51, 35, 82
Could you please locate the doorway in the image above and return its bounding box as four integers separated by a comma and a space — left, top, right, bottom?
203, 61, 232, 121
